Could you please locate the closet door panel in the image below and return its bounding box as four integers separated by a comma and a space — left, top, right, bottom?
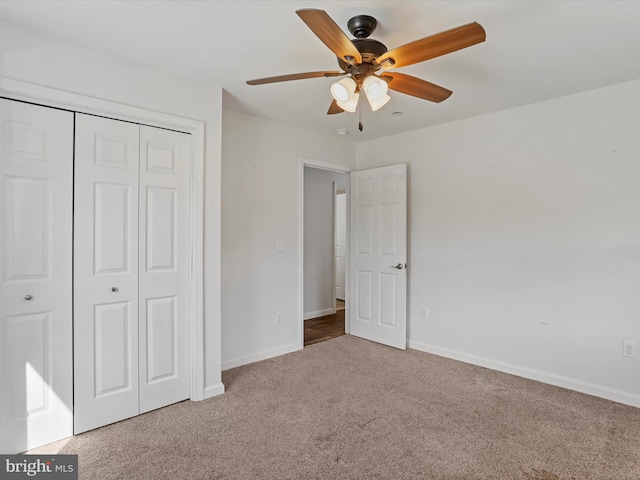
0, 99, 73, 453
94, 182, 132, 274
138, 126, 190, 413
74, 114, 140, 434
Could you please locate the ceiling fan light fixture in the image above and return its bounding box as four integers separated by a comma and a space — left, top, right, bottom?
368, 93, 391, 112
331, 83, 349, 102
331, 77, 359, 112
363, 75, 390, 111
363, 75, 388, 100
331, 77, 356, 102
337, 92, 359, 113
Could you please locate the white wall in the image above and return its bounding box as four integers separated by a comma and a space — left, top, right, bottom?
0, 20, 224, 395
221, 109, 354, 369
303, 167, 348, 319
356, 78, 640, 406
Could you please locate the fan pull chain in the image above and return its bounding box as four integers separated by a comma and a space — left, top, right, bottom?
358, 107, 363, 132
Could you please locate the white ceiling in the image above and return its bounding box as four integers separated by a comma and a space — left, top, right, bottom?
1, 0, 640, 142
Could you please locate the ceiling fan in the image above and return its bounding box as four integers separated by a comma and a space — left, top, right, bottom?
246, 9, 486, 116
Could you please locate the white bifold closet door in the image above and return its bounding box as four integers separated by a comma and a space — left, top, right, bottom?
74, 114, 190, 434
0, 99, 74, 454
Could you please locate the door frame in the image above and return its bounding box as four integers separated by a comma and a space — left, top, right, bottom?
298, 157, 353, 348
333, 182, 347, 309
0, 77, 210, 401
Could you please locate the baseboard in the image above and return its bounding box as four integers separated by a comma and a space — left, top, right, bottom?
304, 308, 335, 320
203, 382, 225, 400
222, 343, 301, 371
408, 340, 640, 408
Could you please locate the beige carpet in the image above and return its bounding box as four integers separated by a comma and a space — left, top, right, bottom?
51, 335, 639, 479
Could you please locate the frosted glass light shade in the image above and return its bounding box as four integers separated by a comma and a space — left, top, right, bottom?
330, 77, 359, 113
337, 92, 360, 113
331, 83, 349, 102
368, 93, 391, 111
331, 78, 356, 102
363, 75, 390, 111
363, 75, 388, 100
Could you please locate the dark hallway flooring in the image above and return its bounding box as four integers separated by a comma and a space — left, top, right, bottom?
304, 307, 345, 346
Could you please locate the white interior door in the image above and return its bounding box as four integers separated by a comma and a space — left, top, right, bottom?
0, 99, 74, 453
335, 190, 347, 301
138, 126, 190, 413
74, 116, 191, 433
74, 114, 141, 434
349, 164, 407, 349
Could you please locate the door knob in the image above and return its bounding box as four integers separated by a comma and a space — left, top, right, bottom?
390, 263, 405, 270
24, 294, 33, 300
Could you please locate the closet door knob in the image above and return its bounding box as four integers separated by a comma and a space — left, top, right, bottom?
111, 287, 119, 293
24, 294, 33, 301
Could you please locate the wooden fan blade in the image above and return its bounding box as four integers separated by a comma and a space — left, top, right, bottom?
377, 22, 485, 69
327, 99, 344, 115
382, 72, 452, 103
247, 71, 344, 85
296, 9, 362, 64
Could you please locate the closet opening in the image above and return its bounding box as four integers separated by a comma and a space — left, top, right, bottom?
0, 78, 209, 454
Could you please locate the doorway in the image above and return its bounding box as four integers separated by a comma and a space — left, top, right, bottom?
298, 159, 408, 350
301, 163, 349, 346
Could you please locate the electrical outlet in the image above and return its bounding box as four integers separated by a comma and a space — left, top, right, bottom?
623, 340, 635, 358
276, 312, 283, 324
420, 307, 428, 320
275, 240, 286, 252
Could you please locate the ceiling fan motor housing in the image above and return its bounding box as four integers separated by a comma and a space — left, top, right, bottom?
337, 38, 388, 71
337, 15, 388, 71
